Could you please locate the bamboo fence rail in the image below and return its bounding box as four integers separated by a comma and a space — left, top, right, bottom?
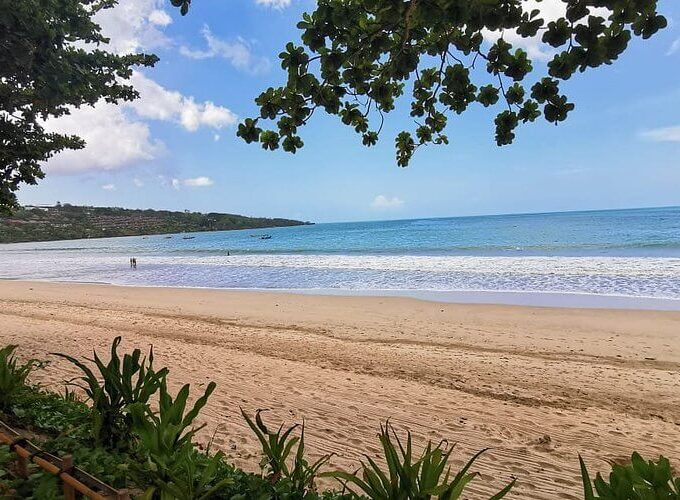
0, 420, 130, 499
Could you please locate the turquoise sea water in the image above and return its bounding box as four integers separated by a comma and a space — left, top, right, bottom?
1, 206, 679, 307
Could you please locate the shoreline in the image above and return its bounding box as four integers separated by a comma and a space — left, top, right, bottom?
1, 280, 679, 498
3, 277, 680, 311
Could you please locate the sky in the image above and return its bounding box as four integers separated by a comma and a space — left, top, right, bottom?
18, 0, 680, 223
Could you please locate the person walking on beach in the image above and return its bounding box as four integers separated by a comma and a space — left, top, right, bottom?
132, 257, 137, 269
130, 257, 133, 268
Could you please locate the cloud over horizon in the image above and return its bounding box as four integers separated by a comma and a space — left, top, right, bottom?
371, 195, 404, 210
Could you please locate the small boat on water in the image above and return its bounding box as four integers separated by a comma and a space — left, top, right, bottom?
182, 236, 195, 240
260, 234, 272, 240
165, 236, 173, 239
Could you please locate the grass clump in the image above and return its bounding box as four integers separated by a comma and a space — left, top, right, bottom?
242, 408, 333, 496
324, 422, 514, 500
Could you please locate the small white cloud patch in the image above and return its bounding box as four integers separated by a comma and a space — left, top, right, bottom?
102, 183, 117, 191
641, 125, 680, 143
371, 195, 404, 210
255, 0, 292, 8
148, 9, 172, 27
180, 25, 271, 75
133, 178, 144, 187
183, 176, 214, 187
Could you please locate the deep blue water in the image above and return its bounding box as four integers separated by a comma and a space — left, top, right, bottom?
1, 206, 679, 304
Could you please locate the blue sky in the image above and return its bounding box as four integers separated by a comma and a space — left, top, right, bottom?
21, 0, 680, 223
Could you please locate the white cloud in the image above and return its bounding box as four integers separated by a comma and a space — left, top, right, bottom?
148, 9, 172, 27
183, 176, 214, 187
668, 38, 680, 56
641, 125, 680, 143
180, 25, 271, 74
159, 175, 215, 190
255, 0, 292, 8
42, 1, 237, 175
213, 133, 221, 142
94, 0, 172, 55
102, 183, 117, 191
43, 102, 163, 173
371, 195, 404, 210
133, 177, 144, 187
128, 72, 237, 131
43, 72, 236, 173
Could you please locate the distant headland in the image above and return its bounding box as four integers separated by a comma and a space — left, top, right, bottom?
0, 203, 311, 243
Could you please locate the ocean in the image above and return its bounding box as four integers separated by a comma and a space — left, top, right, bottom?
1, 206, 679, 309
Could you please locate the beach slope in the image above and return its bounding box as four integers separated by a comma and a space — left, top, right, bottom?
1, 280, 679, 498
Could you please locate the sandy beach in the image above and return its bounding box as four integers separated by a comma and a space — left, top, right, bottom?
1, 280, 679, 498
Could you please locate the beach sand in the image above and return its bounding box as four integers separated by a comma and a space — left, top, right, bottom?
1, 280, 679, 498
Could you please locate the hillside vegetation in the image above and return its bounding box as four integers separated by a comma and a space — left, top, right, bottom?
0, 204, 309, 243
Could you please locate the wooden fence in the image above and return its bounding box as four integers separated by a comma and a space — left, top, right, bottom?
0, 420, 130, 499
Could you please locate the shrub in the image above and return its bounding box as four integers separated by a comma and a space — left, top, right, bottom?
0, 345, 44, 412
43, 436, 134, 489
10, 385, 90, 440
325, 422, 515, 499
54, 336, 168, 449
579, 452, 680, 499
242, 408, 332, 495
136, 447, 234, 500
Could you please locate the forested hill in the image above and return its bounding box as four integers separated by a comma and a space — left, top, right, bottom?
0, 204, 310, 243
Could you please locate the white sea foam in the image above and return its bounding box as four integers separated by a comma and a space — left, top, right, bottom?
1, 252, 679, 301
144, 254, 680, 277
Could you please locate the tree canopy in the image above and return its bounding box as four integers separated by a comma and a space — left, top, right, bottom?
216, 0, 665, 166
0, 0, 157, 214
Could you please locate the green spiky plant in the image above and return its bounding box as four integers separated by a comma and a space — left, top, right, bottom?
130, 379, 233, 499
325, 422, 515, 499
130, 379, 216, 466
242, 408, 333, 494
579, 452, 680, 499
54, 336, 168, 449
0, 345, 44, 412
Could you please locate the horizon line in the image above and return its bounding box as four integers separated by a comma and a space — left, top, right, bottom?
14, 202, 679, 226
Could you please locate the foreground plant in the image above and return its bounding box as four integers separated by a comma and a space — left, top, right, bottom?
130, 379, 233, 499
130, 379, 216, 467
326, 422, 514, 499
0, 345, 44, 412
242, 408, 333, 494
54, 336, 168, 449
579, 452, 680, 499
